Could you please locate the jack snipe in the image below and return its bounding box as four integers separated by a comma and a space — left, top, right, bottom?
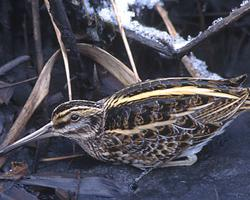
1, 75, 250, 184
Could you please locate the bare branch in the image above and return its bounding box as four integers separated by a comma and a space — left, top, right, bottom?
177, 2, 250, 56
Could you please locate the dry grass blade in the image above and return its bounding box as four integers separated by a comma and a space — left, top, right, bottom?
0, 77, 37, 105
44, 0, 72, 100
40, 154, 84, 162
0, 77, 37, 90
180, 55, 203, 77
0, 50, 60, 167
155, 4, 177, 37
77, 43, 140, 85
110, 0, 140, 82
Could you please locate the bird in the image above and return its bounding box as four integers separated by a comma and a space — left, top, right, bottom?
0, 75, 250, 184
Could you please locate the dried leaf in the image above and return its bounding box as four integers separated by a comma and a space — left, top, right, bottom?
0, 43, 138, 167
0, 162, 28, 181
0, 50, 60, 167
77, 43, 140, 85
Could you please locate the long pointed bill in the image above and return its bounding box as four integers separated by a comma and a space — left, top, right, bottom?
0, 122, 54, 155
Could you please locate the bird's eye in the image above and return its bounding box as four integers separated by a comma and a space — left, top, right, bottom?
70, 114, 80, 121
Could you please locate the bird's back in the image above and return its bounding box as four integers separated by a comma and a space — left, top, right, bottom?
99, 76, 249, 168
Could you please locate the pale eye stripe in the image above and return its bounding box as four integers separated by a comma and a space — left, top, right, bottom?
105, 120, 176, 135
56, 106, 90, 118
107, 86, 239, 107
56, 107, 101, 119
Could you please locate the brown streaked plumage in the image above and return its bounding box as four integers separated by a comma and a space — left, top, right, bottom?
1, 75, 250, 172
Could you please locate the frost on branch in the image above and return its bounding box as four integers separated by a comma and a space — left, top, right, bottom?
75, 0, 250, 79
187, 54, 222, 80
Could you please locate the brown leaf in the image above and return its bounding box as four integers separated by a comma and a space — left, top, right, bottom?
77, 43, 140, 85
0, 50, 60, 167
0, 162, 28, 181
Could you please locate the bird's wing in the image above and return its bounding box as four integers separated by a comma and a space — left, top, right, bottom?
102, 77, 249, 161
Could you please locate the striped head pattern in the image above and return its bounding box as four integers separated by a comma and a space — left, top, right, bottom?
51, 100, 104, 139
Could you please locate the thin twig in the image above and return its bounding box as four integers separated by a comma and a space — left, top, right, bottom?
40, 154, 84, 162
177, 2, 250, 56
155, 4, 177, 37
44, 0, 72, 100
156, 3, 212, 78
31, 0, 44, 74
110, 0, 141, 82
0, 77, 37, 89
75, 170, 81, 200
181, 55, 207, 77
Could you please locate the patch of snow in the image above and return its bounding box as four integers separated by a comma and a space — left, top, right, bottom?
231, 7, 238, 12
188, 53, 222, 80
98, 0, 162, 26
171, 34, 196, 50
197, 31, 202, 36
212, 17, 223, 25
207, 17, 223, 30
82, 0, 223, 79
98, 1, 173, 46
97, 0, 196, 50
231, 1, 249, 13
98, 7, 116, 23
84, 0, 94, 15
98, 2, 134, 26
71, 0, 80, 6
172, 36, 190, 49
241, 0, 249, 6
129, 21, 173, 44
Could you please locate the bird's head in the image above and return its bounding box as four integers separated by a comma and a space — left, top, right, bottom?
0, 100, 104, 155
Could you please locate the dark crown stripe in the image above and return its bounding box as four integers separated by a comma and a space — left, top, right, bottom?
52, 100, 101, 117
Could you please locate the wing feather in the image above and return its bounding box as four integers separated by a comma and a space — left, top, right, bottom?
102, 78, 249, 164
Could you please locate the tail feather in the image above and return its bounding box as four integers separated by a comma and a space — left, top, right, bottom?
241, 91, 250, 110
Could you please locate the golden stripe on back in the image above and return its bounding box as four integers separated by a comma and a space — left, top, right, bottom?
105, 119, 176, 135
105, 86, 240, 108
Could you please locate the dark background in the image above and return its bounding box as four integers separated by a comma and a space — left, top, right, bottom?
0, 0, 250, 199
